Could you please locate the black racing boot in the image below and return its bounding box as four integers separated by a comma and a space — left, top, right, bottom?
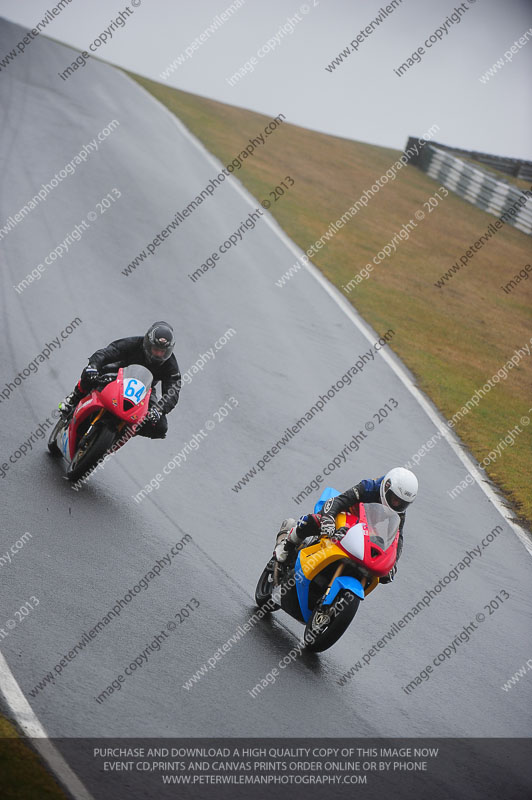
59, 386, 83, 419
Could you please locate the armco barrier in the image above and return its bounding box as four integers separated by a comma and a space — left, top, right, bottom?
409, 142, 532, 236
407, 138, 532, 181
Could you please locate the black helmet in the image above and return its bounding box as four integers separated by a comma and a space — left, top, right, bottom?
143, 321, 175, 365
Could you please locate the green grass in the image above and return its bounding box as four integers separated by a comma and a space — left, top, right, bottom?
0, 715, 67, 799
126, 72, 532, 528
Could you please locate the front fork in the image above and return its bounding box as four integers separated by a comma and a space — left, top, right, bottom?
76, 409, 106, 450
76, 410, 123, 457
320, 565, 368, 611
84, 409, 104, 436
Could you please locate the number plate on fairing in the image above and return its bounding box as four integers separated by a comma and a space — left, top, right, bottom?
123, 378, 147, 405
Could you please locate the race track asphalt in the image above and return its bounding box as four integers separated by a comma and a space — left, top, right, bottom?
0, 17, 530, 800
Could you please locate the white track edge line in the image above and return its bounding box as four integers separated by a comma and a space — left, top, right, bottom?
0, 650, 95, 799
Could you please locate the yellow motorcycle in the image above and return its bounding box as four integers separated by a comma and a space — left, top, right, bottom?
255, 489, 401, 651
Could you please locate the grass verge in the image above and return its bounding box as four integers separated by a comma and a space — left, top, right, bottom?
0, 714, 67, 799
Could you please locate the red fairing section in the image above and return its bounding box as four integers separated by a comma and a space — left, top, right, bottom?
335, 505, 399, 577
98, 370, 151, 422
67, 368, 151, 459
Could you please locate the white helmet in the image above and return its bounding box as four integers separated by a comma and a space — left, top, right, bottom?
380, 467, 418, 513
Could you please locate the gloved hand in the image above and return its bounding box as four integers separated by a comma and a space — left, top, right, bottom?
146, 407, 163, 425
332, 525, 349, 541
320, 519, 335, 538
82, 364, 99, 383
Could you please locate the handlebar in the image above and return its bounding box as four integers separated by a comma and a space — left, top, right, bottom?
95, 372, 117, 385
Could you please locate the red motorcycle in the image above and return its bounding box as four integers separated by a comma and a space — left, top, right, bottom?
48, 364, 152, 481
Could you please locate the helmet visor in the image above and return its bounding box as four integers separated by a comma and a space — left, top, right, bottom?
386, 489, 410, 513
150, 345, 168, 360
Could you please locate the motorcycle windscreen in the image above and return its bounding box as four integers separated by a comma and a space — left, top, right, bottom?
121, 364, 153, 407
363, 502, 400, 551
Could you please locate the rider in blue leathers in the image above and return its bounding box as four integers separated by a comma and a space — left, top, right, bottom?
274, 468, 418, 582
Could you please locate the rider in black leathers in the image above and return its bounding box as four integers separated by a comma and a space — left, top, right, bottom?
60, 321, 181, 439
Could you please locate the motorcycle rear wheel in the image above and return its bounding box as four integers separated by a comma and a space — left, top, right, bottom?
304, 590, 359, 652
66, 424, 116, 482
254, 560, 280, 612
47, 418, 64, 456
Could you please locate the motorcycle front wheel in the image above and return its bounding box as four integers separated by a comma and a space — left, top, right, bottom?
304, 590, 360, 652
66, 424, 116, 482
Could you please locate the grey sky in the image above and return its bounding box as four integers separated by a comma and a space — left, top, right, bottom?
1, 0, 531, 158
